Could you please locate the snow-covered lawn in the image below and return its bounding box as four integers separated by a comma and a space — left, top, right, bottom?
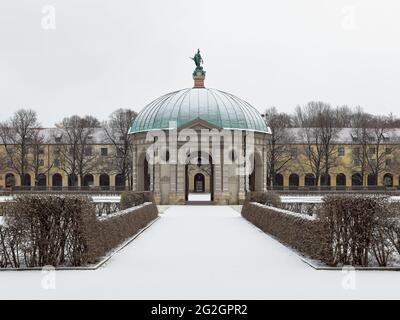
0, 205, 400, 299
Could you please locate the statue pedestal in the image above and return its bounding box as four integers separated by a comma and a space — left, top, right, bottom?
193, 69, 206, 88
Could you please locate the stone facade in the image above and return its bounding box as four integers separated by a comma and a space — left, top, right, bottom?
131, 120, 269, 205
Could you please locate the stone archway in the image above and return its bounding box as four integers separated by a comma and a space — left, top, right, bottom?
5, 173, 16, 188
248, 152, 263, 192
136, 153, 151, 191
185, 152, 213, 201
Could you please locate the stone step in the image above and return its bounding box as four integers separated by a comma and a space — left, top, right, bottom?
185, 201, 215, 205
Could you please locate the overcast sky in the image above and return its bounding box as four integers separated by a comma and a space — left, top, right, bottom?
0, 0, 399, 126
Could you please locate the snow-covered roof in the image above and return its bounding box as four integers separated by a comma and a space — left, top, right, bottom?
36, 127, 110, 144
283, 128, 400, 144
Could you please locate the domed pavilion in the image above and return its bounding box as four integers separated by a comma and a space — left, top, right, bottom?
130, 51, 270, 204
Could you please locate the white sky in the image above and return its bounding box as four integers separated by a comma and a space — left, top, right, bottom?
0, 0, 399, 126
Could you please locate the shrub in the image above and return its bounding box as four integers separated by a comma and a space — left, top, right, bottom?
0, 195, 96, 267
0, 194, 158, 268
120, 191, 155, 210
320, 195, 392, 266
245, 191, 281, 207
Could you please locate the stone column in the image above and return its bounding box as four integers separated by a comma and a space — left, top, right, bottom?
263, 146, 268, 191
214, 164, 222, 194
94, 174, 100, 188
132, 146, 137, 190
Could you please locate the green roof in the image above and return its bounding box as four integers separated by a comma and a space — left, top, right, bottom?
130, 88, 270, 134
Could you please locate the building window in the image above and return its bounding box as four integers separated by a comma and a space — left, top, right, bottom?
84, 147, 92, 156
55, 136, 62, 143
385, 148, 392, 155
54, 159, 60, 167
353, 159, 361, 166
290, 148, 297, 158
338, 146, 345, 156
386, 159, 392, 167
369, 147, 376, 155
353, 147, 360, 155
101, 148, 108, 156
39, 159, 44, 167
6, 160, 12, 168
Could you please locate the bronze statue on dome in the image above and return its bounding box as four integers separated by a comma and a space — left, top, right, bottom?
190, 49, 205, 76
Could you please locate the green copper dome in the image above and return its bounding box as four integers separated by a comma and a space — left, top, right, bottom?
129, 88, 270, 134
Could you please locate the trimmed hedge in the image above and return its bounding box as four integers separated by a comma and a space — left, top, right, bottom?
245, 191, 281, 207
242, 194, 400, 267
242, 202, 331, 262
0, 194, 158, 268
86, 203, 158, 263
120, 191, 155, 210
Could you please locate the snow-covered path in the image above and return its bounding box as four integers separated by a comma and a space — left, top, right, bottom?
0, 205, 399, 299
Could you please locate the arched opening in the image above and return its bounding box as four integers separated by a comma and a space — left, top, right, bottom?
248, 152, 263, 192
304, 173, 315, 187
368, 174, 377, 187
320, 174, 331, 187
68, 174, 78, 188
143, 158, 150, 191
52, 173, 63, 190
289, 174, 299, 190
274, 173, 284, 190
185, 151, 213, 202
115, 174, 125, 191
36, 174, 47, 188
383, 173, 393, 188
100, 174, 110, 190
22, 173, 31, 187
194, 173, 205, 192
136, 152, 151, 192
249, 171, 255, 192
336, 173, 346, 189
352, 173, 363, 188
83, 174, 94, 188
5, 173, 16, 188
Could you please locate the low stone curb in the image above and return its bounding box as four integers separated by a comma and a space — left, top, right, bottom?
300, 256, 400, 271
0, 216, 160, 271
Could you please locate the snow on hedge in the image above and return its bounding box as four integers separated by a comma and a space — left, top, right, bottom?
251, 202, 316, 221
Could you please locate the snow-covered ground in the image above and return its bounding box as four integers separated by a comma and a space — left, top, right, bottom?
0, 205, 399, 299
187, 193, 211, 201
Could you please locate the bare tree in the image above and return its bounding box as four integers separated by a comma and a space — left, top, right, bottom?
30, 129, 53, 186
104, 109, 137, 189
55, 115, 101, 187
351, 108, 373, 186
365, 116, 397, 186
296, 102, 340, 186
0, 109, 41, 186
264, 107, 294, 187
